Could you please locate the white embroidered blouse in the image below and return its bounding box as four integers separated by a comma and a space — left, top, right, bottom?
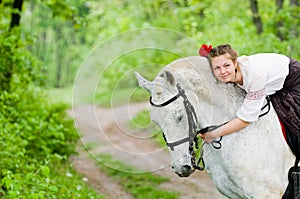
236, 53, 290, 122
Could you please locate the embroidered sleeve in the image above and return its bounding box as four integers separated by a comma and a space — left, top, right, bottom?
237, 73, 267, 122
246, 88, 265, 100
237, 92, 266, 122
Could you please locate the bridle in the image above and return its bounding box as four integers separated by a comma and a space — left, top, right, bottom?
149, 83, 271, 171
150, 83, 224, 170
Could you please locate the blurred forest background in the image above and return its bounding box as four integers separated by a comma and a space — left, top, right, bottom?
0, 0, 300, 198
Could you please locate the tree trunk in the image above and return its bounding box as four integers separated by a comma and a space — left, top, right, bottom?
290, 0, 299, 38
55, 27, 63, 88
4, 0, 24, 90
10, 0, 23, 29
249, 0, 263, 34
276, 0, 299, 40
275, 0, 285, 40
290, 0, 299, 6
276, 0, 284, 10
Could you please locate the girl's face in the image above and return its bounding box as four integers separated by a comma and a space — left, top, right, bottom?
211, 53, 237, 83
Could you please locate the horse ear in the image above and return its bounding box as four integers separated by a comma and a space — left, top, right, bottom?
164, 71, 176, 87
134, 72, 153, 93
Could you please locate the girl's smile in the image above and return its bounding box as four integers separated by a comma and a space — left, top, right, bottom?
211, 53, 242, 84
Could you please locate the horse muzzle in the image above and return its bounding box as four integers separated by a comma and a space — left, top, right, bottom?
173, 164, 195, 177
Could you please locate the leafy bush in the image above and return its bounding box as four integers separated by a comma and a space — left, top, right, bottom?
0, 155, 103, 198
0, 29, 43, 92
0, 86, 81, 197
0, 27, 102, 198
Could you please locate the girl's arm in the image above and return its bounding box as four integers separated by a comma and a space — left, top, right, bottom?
200, 118, 249, 143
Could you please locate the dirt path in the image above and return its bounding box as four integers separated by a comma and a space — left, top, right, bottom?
68, 103, 223, 199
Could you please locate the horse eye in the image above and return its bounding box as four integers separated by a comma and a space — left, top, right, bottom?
177, 115, 183, 122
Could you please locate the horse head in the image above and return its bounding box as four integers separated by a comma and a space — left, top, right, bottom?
135, 71, 196, 176
135, 56, 215, 177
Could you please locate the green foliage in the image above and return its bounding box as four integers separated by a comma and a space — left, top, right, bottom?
0, 81, 103, 197
42, 0, 77, 20
97, 154, 179, 199
5, 0, 298, 92
1, 156, 103, 198
96, 48, 181, 106
0, 3, 101, 196
130, 109, 153, 128
2, 89, 78, 159
193, 0, 300, 59
17, 0, 300, 102
0, 86, 85, 197
21, 0, 89, 88
0, 29, 43, 91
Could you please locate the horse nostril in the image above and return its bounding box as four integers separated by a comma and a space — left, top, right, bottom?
183, 165, 191, 171
177, 165, 193, 177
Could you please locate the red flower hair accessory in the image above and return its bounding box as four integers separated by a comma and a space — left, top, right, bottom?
199, 44, 212, 57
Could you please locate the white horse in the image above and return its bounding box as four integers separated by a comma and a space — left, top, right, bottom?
135, 56, 294, 198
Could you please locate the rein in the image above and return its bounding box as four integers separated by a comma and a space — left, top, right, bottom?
149, 83, 271, 171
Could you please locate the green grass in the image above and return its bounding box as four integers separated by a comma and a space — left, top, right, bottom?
50, 160, 105, 199
130, 109, 166, 147
96, 154, 179, 199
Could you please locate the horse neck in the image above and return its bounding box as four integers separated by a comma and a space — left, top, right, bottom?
174, 69, 225, 105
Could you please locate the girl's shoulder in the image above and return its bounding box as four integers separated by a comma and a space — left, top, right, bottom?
237, 55, 251, 69
238, 55, 249, 62
237, 55, 250, 71
248, 53, 289, 62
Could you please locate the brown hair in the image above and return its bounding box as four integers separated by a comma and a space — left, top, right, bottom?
207, 44, 238, 66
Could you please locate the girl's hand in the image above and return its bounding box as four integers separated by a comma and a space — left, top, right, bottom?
200, 130, 220, 143
199, 118, 249, 143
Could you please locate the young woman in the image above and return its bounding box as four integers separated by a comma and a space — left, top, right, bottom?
199, 44, 300, 158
